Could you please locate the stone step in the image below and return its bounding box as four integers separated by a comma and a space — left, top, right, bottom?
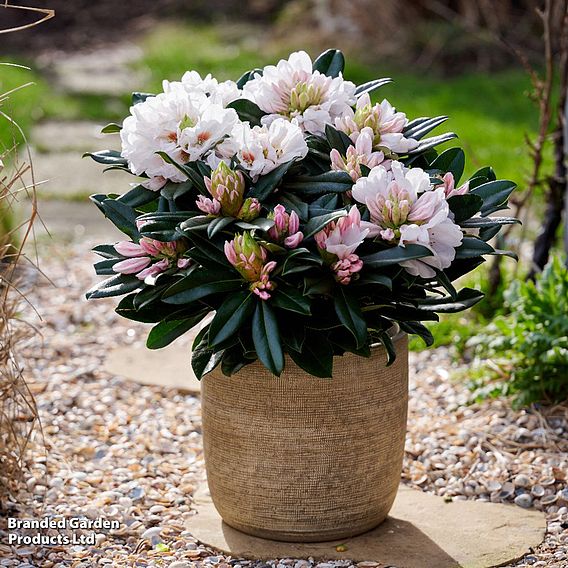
32, 121, 121, 154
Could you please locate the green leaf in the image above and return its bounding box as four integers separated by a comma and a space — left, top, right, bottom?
227, 98, 265, 126
162, 268, 242, 304
408, 133, 457, 154
459, 216, 520, 228
470, 179, 517, 216
312, 49, 345, 77
447, 194, 483, 222
92, 244, 120, 259
288, 333, 333, 378
101, 123, 122, 134
155, 151, 190, 179
147, 312, 206, 349
83, 149, 127, 167
252, 301, 284, 376
283, 171, 353, 195
271, 283, 311, 315
375, 329, 397, 365
86, 274, 141, 300
208, 292, 255, 347
178, 215, 212, 233
354, 78, 392, 97
361, 244, 432, 268
185, 233, 230, 268
116, 184, 158, 208
455, 237, 495, 259
236, 68, 263, 89
304, 210, 346, 238
207, 216, 234, 238
429, 147, 465, 183
132, 92, 154, 105
99, 199, 140, 239
335, 287, 367, 348
416, 288, 485, 313
398, 321, 434, 347
235, 217, 274, 232
355, 273, 393, 290
191, 330, 224, 379
404, 116, 449, 140
325, 124, 353, 155
249, 161, 295, 201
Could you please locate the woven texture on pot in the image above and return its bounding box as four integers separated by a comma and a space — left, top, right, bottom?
201, 334, 409, 543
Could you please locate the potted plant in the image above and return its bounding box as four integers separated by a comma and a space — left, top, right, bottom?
86, 49, 518, 542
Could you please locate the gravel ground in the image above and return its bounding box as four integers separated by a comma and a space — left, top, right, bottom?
0, 241, 567, 568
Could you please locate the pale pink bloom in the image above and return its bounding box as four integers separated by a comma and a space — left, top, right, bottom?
315, 205, 369, 260
231, 118, 308, 179
120, 86, 237, 189
268, 205, 304, 248
243, 51, 356, 134
177, 258, 191, 269
352, 162, 463, 278
335, 94, 418, 155
330, 127, 389, 181
441, 172, 469, 198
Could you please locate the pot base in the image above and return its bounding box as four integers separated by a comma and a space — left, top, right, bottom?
188, 483, 546, 567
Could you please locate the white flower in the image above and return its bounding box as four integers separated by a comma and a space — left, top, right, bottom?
352, 161, 463, 278
335, 94, 418, 155
164, 70, 241, 107
231, 118, 308, 178
120, 87, 238, 189
242, 50, 356, 135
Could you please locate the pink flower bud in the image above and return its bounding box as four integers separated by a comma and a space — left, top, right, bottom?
284, 232, 304, 249
177, 258, 191, 269
238, 197, 261, 222
136, 258, 170, 281
204, 162, 246, 217
331, 253, 363, 285
113, 256, 152, 275
114, 241, 145, 257
139, 238, 162, 256
268, 205, 304, 248
442, 172, 469, 198
196, 195, 222, 215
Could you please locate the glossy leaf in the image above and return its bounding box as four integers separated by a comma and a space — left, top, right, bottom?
252, 301, 284, 376
335, 287, 367, 348
208, 292, 255, 347
312, 49, 345, 77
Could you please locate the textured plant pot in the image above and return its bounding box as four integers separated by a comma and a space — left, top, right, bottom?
201, 333, 409, 543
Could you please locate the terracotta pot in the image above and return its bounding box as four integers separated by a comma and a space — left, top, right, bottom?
201, 333, 408, 542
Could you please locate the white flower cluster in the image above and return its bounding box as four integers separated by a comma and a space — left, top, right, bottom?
120, 52, 418, 190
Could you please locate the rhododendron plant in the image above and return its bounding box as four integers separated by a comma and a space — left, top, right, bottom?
86, 49, 518, 378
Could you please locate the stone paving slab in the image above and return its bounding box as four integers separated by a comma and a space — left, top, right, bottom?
104, 342, 201, 394
49, 43, 148, 96
32, 121, 121, 153
188, 484, 546, 568
32, 151, 132, 199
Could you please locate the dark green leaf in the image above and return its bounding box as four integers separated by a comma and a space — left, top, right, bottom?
271, 283, 311, 315
249, 161, 295, 201
283, 171, 353, 195
408, 133, 457, 154
447, 194, 483, 222
92, 244, 120, 259
132, 92, 154, 105
227, 98, 265, 126
235, 217, 274, 231
236, 68, 263, 89
86, 274, 140, 300
459, 216, 520, 228
354, 77, 392, 97
83, 149, 127, 167
163, 268, 243, 304
470, 179, 516, 216
325, 124, 353, 155
100, 199, 140, 239
429, 147, 465, 183
416, 287, 485, 312
455, 237, 495, 259
404, 116, 449, 140
288, 333, 333, 378
312, 49, 345, 77
398, 321, 434, 347
207, 216, 234, 238
191, 329, 224, 379
335, 287, 367, 348
116, 184, 158, 208
147, 312, 206, 349
208, 292, 255, 347
252, 301, 284, 376
362, 244, 432, 267
304, 210, 346, 238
